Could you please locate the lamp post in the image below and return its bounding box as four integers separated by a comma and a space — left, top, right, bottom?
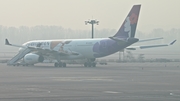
85, 19, 99, 39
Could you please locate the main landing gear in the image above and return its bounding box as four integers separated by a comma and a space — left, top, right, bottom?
54, 62, 66, 67
84, 58, 96, 67
84, 62, 96, 67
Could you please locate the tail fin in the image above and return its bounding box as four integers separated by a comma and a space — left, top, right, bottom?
114, 5, 141, 38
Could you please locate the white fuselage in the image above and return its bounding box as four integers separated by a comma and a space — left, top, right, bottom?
22, 38, 115, 60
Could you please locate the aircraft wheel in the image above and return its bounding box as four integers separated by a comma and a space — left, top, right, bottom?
54, 62, 59, 67
84, 63, 87, 67
62, 63, 66, 67
92, 63, 96, 67
16, 63, 20, 66
58, 62, 62, 67
88, 63, 92, 67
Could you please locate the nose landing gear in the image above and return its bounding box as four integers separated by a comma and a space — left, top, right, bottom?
54, 62, 66, 67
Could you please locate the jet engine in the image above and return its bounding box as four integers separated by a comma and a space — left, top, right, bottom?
24, 53, 44, 64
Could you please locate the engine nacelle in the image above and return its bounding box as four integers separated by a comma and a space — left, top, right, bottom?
24, 53, 44, 64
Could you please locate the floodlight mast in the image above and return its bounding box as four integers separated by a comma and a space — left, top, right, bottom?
85, 19, 99, 39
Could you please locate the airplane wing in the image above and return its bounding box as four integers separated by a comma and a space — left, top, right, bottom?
126, 40, 176, 50
109, 37, 163, 43
5, 39, 79, 56
5, 39, 26, 48
138, 37, 163, 42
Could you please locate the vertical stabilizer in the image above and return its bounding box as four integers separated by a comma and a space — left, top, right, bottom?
113, 5, 141, 38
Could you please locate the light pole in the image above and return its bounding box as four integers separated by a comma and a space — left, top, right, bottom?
85, 19, 99, 39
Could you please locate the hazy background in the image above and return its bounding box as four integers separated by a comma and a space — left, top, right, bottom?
0, 0, 180, 59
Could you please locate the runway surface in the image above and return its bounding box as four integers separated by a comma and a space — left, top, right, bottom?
0, 62, 180, 101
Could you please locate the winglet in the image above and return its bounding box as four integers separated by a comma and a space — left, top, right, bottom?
5, 39, 11, 45
169, 40, 176, 45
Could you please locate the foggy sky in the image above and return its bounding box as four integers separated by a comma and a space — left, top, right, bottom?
0, 0, 180, 33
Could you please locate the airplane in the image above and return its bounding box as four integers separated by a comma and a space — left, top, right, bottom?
5, 5, 176, 67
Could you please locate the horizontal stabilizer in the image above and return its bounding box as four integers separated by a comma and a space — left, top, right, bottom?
109, 37, 127, 42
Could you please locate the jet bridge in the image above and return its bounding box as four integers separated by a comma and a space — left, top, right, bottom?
7, 48, 31, 65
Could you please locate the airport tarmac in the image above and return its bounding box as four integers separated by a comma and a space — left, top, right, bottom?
0, 62, 180, 101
